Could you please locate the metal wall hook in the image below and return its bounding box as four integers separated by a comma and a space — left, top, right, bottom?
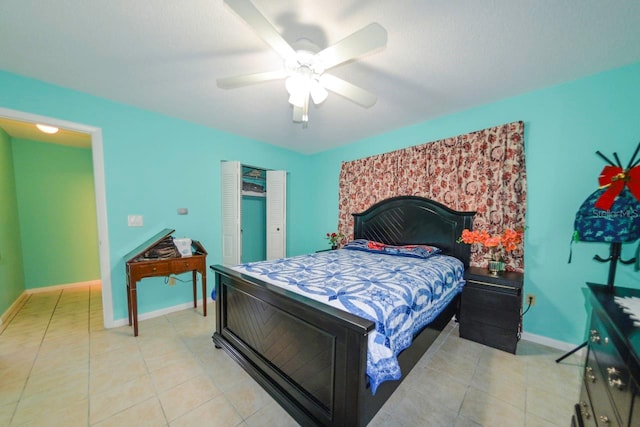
592, 242, 636, 290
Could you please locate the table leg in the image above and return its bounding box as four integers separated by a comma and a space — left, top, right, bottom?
126, 276, 132, 326
192, 270, 197, 309
131, 282, 138, 337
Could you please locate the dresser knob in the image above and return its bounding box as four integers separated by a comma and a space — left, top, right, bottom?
580, 401, 591, 419
598, 415, 610, 425
608, 377, 625, 390
585, 366, 596, 383
590, 331, 601, 343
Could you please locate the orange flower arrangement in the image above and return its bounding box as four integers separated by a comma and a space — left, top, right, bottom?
458, 228, 523, 261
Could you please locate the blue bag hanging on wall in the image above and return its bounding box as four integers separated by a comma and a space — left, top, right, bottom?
572, 187, 640, 244
569, 145, 640, 270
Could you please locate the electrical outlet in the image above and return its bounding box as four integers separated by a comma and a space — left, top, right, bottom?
526, 293, 536, 306
168, 277, 176, 286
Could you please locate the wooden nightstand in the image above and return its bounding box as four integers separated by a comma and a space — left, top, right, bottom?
459, 266, 524, 354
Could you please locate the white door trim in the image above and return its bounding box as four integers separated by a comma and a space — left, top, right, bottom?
0, 107, 114, 328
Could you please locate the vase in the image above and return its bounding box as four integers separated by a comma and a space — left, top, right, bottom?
487, 260, 505, 275
331, 245, 338, 250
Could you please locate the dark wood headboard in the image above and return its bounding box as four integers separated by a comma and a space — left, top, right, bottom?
352, 196, 476, 268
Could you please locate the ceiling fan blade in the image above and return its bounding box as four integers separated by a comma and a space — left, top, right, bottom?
316, 23, 387, 69
319, 74, 377, 108
224, 0, 296, 59
217, 70, 288, 89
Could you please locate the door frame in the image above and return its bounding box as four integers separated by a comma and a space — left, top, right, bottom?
0, 107, 114, 328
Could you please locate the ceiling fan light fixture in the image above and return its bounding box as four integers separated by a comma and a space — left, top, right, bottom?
309, 79, 328, 104
288, 91, 306, 108
285, 74, 305, 97
218, 0, 387, 125
36, 123, 59, 134
286, 73, 327, 107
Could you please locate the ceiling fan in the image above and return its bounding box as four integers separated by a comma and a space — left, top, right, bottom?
217, 0, 387, 125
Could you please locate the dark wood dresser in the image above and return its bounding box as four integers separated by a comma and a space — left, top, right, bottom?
459, 266, 524, 353
573, 283, 640, 427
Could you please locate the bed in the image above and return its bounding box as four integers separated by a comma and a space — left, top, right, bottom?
210, 196, 475, 426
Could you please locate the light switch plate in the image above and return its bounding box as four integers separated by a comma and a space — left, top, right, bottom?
127, 215, 144, 227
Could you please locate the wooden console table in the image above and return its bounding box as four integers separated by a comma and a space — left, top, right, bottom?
124, 229, 207, 336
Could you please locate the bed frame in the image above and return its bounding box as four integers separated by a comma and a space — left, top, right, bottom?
210, 196, 475, 426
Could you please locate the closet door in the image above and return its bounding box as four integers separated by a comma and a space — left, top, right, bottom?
221, 161, 241, 266
266, 170, 286, 260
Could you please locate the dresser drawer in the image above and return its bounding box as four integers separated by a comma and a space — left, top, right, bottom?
577, 379, 597, 427
590, 313, 632, 426
461, 280, 521, 329
459, 268, 523, 354
584, 346, 620, 427
575, 284, 640, 427
459, 319, 518, 353
630, 381, 640, 427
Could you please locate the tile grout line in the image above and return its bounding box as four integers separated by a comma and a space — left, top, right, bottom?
87, 285, 94, 427
7, 290, 64, 426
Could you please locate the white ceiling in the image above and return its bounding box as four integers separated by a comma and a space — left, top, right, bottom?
1, 1, 639, 154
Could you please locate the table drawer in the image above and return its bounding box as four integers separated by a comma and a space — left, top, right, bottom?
130, 261, 171, 277
171, 257, 203, 273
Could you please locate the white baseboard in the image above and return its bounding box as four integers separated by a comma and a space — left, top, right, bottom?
27, 279, 101, 294
2, 281, 213, 331
41, 281, 214, 329
521, 331, 586, 357
0, 291, 29, 328
450, 319, 586, 358
1, 280, 101, 330
110, 298, 214, 328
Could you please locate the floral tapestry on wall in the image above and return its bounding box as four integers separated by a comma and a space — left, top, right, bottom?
337, 121, 526, 272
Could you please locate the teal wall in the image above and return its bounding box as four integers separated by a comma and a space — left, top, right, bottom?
0, 128, 26, 316
304, 62, 640, 345
12, 139, 99, 288
241, 196, 267, 263
1, 61, 639, 345
0, 70, 310, 322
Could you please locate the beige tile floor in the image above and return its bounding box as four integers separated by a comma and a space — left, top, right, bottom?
0, 284, 583, 426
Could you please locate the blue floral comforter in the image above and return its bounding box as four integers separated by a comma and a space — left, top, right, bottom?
231, 249, 465, 394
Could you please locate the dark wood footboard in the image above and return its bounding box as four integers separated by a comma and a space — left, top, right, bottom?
211, 265, 459, 426
213, 265, 376, 426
